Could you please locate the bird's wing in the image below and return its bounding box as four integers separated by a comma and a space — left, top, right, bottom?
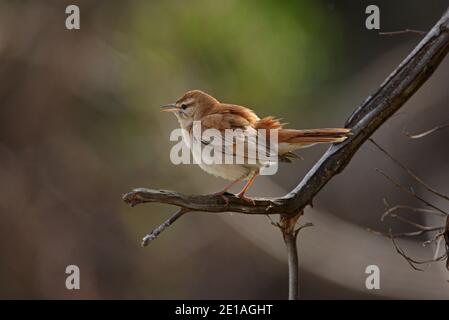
211, 104, 260, 125
197, 113, 274, 165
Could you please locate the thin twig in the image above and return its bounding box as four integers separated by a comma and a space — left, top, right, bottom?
390, 230, 448, 271
141, 208, 189, 246
404, 123, 449, 139
381, 199, 444, 233
371, 139, 449, 202
296, 222, 313, 232
368, 225, 443, 239
379, 29, 426, 36
266, 214, 280, 228
375, 142, 449, 271
423, 231, 446, 247
393, 215, 434, 230
434, 236, 443, 260
375, 168, 448, 216
381, 202, 445, 221
392, 227, 444, 238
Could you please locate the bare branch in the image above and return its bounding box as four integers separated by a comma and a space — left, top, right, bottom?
391, 233, 447, 271
141, 208, 189, 246
392, 227, 444, 238
280, 211, 303, 300
381, 199, 445, 237
284, 230, 299, 300
376, 168, 448, 215
369, 225, 443, 239
379, 29, 427, 36
295, 222, 314, 233
381, 203, 445, 221
404, 123, 449, 139
423, 231, 446, 247
434, 236, 443, 260
390, 215, 441, 232
279, 8, 449, 212
376, 146, 449, 271
371, 139, 449, 202
391, 235, 425, 271
123, 188, 289, 215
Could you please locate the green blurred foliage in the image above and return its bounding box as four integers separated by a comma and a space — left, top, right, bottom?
127, 0, 342, 114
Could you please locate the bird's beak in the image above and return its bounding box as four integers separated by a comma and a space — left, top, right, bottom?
160, 103, 178, 112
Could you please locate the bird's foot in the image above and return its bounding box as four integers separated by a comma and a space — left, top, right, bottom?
210, 190, 234, 205
235, 193, 256, 205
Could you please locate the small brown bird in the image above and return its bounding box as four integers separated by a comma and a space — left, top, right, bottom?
161, 90, 350, 201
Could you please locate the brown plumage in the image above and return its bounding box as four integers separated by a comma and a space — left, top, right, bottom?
161, 90, 351, 201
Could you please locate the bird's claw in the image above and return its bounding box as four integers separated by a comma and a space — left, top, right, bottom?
211, 191, 233, 205
236, 194, 256, 205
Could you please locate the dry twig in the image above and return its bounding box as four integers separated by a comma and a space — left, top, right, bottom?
372, 138, 449, 272
404, 123, 449, 139
379, 29, 427, 36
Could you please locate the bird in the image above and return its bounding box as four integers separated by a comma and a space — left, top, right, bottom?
161, 90, 350, 202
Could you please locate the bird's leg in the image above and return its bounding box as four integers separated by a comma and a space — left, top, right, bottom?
213, 178, 243, 195
236, 173, 259, 203
211, 178, 242, 204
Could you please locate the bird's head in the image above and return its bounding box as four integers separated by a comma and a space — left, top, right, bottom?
160, 90, 219, 126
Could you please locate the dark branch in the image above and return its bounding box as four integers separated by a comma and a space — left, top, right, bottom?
141, 208, 189, 246
284, 231, 299, 299
279, 211, 304, 300
288, 8, 449, 210
123, 188, 289, 215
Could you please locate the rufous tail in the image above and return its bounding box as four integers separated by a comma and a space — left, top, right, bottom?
253, 116, 351, 154
278, 128, 351, 153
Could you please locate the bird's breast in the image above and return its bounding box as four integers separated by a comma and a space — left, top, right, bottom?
197, 162, 252, 181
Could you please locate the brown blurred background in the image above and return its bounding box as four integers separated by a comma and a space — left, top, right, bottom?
0, 0, 448, 299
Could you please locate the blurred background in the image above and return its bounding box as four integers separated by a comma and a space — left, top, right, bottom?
0, 0, 448, 299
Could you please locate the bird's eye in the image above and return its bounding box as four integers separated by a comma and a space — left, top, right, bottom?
181, 104, 188, 110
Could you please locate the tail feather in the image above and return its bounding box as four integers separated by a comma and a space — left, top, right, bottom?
253, 117, 351, 155
278, 128, 351, 154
